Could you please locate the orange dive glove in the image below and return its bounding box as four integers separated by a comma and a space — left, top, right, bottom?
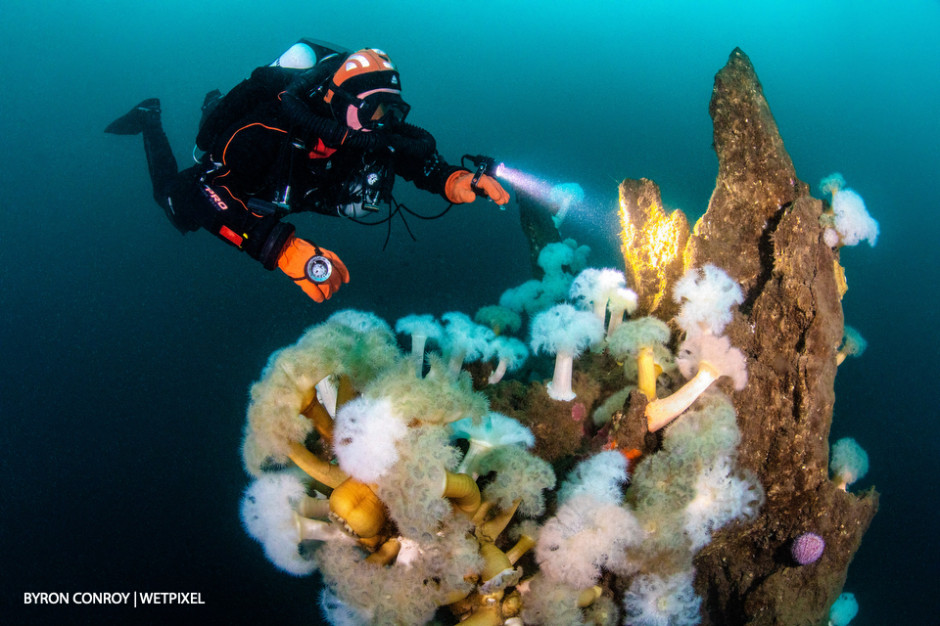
276, 235, 350, 303
445, 170, 510, 206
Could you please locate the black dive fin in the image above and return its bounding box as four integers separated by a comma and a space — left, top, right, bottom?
105, 98, 161, 135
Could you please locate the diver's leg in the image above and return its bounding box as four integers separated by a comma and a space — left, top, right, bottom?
104, 98, 160, 135
104, 98, 176, 199
106, 99, 195, 232
161, 168, 203, 234
139, 105, 179, 204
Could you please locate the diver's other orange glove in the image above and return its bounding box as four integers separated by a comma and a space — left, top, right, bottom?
445, 170, 510, 206
276, 235, 350, 303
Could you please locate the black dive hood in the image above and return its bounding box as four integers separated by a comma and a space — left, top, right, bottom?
281, 66, 435, 160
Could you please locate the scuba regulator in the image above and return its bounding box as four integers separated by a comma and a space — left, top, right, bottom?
359, 156, 395, 212
332, 153, 395, 217
462, 154, 497, 197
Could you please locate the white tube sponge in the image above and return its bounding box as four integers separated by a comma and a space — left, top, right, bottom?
530, 303, 605, 401
673, 264, 744, 335
487, 336, 530, 384
332, 396, 409, 483
448, 412, 534, 476
622, 570, 702, 626
683, 456, 764, 551
395, 314, 443, 377
569, 267, 628, 321
831, 188, 879, 247
646, 333, 747, 432
556, 450, 629, 506
240, 472, 326, 576
476, 446, 556, 517
830, 437, 869, 490
535, 493, 644, 588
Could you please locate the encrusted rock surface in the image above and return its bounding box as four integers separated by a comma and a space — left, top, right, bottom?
656, 48, 877, 626
493, 47, 878, 626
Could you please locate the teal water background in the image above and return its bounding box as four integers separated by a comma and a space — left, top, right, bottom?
1, 1, 937, 623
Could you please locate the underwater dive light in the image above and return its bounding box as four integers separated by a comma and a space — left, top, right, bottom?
494, 164, 584, 224
462, 154, 499, 197
461, 155, 586, 226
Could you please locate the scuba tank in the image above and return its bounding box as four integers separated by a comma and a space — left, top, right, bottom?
195, 39, 350, 154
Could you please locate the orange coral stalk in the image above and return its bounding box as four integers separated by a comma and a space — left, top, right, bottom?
443, 470, 482, 516
287, 441, 347, 489
637, 346, 658, 400
365, 537, 401, 566
301, 395, 334, 442
505, 533, 536, 565
577, 586, 603, 608
336, 374, 358, 410
328, 478, 387, 539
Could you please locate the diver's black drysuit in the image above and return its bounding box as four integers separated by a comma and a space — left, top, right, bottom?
141, 64, 462, 270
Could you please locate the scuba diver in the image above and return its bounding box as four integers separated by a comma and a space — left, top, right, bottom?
105, 39, 509, 303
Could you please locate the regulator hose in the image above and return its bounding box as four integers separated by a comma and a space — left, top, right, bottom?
385, 122, 436, 160
280, 91, 381, 151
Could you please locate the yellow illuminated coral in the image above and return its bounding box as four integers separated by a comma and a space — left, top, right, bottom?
618, 179, 691, 317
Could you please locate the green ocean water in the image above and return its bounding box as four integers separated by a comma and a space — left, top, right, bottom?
1, 1, 937, 623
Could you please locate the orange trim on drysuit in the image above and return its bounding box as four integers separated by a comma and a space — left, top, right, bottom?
221, 122, 288, 163
214, 123, 290, 215
211, 172, 254, 216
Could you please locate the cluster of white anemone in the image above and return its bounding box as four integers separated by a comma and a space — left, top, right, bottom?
236, 234, 878, 625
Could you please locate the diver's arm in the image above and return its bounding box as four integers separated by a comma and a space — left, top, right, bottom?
394, 149, 463, 199
197, 178, 349, 302
395, 149, 508, 205
196, 180, 295, 269
386, 123, 509, 204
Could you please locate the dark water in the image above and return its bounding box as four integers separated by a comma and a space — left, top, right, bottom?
2, 1, 937, 624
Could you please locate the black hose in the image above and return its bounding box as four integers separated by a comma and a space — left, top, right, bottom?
281, 66, 437, 159
280, 92, 382, 151
384, 122, 436, 160
281, 92, 438, 161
